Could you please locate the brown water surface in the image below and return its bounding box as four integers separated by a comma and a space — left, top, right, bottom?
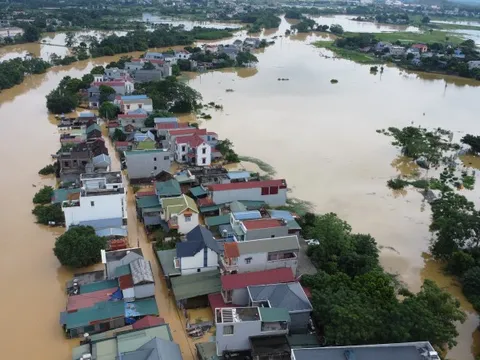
1, 17, 480, 360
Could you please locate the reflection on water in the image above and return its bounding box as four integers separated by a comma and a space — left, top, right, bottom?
309, 14, 420, 33
391, 155, 420, 178
141, 13, 241, 30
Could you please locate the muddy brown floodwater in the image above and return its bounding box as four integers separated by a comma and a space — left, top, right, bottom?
1, 16, 480, 360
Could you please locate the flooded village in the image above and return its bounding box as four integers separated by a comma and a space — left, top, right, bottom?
2, 4, 480, 360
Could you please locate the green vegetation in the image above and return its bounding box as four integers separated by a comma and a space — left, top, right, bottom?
373, 31, 463, 45
217, 139, 240, 163
145, 110, 175, 128
45, 73, 96, 114
238, 156, 276, 178
301, 212, 466, 349
53, 226, 107, 268
461, 134, 480, 154
32, 203, 64, 225
33, 186, 54, 205
99, 102, 119, 120
274, 198, 314, 216
0, 57, 51, 92
38, 164, 56, 175
229, 10, 281, 33
314, 41, 378, 64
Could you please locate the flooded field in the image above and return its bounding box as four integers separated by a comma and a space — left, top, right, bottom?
0, 16, 479, 360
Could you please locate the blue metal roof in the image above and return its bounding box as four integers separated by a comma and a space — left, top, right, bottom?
78, 217, 123, 230
227, 171, 251, 180
96, 227, 128, 237
232, 210, 261, 221
120, 95, 148, 100
154, 117, 178, 124
269, 210, 295, 221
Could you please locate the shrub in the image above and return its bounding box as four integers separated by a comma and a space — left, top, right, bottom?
32, 204, 64, 225
33, 186, 54, 204
39, 164, 56, 175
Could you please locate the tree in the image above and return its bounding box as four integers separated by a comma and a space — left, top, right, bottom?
23, 25, 41, 42
53, 226, 107, 268
172, 64, 181, 76
112, 128, 126, 141
99, 102, 119, 120
142, 61, 155, 70
330, 24, 344, 35
461, 134, 480, 154
90, 65, 105, 75
145, 110, 175, 127
46, 89, 78, 114
38, 164, 56, 175
421, 16, 431, 24
81, 73, 94, 88
99, 85, 116, 104
32, 204, 64, 225
33, 186, 54, 205
65, 32, 76, 48
236, 51, 258, 67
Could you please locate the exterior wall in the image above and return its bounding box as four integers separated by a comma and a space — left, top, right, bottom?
144, 214, 161, 226
121, 101, 153, 113
125, 151, 171, 179
120, 118, 146, 129
211, 188, 287, 206
63, 192, 126, 230
180, 247, 218, 275
232, 288, 250, 305
290, 311, 311, 334
134, 283, 155, 299
236, 252, 298, 275
125, 62, 144, 71
174, 142, 189, 163
195, 143, 211, 166
176, 212, 199, 234
216, 320, 261, 355
245, 226, 289, 241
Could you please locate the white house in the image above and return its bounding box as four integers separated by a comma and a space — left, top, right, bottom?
92, 80, 134, 96
62, 172, 127, 231
208, 179, 288, 206
175, 50, 191, 60
160, 195, 199, 234
174, 225, 221, 275
114, 95, 153, 113
174, 135, 211, 166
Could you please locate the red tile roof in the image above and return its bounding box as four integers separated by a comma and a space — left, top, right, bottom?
221, 268, 295, 291
118, 113, 148, 119
197, 197, 214, 207
302, 286, 312, 299
243, 219, 284, 230
136, 190, 156, 197
66, 287, 118, 312
412, 44, 427, 48
223, 242, 240, 258
208, 293, 241, 313
132, 315, 165, 330
168, 128, 207, 137
156, 123, 177, 130
175, 135, 206, 148
119, 274, 134, 290
115, 141, 129, 147
107, 122, 120, 128
208, 179, 287, 192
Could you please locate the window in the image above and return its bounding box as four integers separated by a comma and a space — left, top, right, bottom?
261, 187, 269, 195
138, 104, 142, 108
182, 146, 186, 152
126, 105, 130, 110
164, 156, 169, 160
185, 215, 192, 222
223, 325, 234, 335
113, 185, 118, 189
202, 158, 206, 164
132, 119, 135, 123
202, 148, 206, 154
197, 268, 201, 273
245, 257, 252, 264
154, 157, 157, 161
90, 201, 95, 207
154, 166, 157, 170
270, 186, 279, 195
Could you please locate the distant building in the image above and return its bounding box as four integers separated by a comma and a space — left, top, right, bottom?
411, 44, 428, 53
468, 60, 480, 70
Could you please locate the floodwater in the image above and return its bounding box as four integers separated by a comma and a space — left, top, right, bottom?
140, 13, 241, 30
0, 16, 479, 360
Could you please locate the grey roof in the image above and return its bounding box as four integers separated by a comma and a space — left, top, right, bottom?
291, 342, 437, 360
248, 282, 312, 313
92, 154, 111, 168
107, 251, 144, 279
130, 258, 154, 284
176, 225, 220, 258
237, 236, 300, 255
78, 217, 123, 231
119, 337, 182, 360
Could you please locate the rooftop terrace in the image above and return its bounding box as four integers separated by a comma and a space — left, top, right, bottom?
216, 307, 260, 323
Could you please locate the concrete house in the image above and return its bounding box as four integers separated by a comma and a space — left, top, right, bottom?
114, 95, 153, 114
124, 149, 172, 180
220, 268, 295, 305
215, 306, 290, 356
160, 195, 200, 234
230, 214, 290, 241
118, 113, 148, 129
92, 80, 134, 96
208, 179, 288, 206
62, 172, 127, 231
221, 235, 300, 275
166, 128, 208, 151
58, 143, 91, 183
411, 43, 428, 53
248, 282, 313, 333
174, 134, 212, 166
389, 45, 405, 56
175, 225, 221, 275
468, 60, 480, 70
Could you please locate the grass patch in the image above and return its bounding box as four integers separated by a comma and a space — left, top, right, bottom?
313, 41, 380, 64
431, 22, 480, 31
238, 156, 276, 178
371, 31, 463, 44
273, 198, 314, 216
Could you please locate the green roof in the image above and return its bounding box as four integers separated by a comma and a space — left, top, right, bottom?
114, 264, 131, 277
205, 214, 230, 227
62, 300, 125, 330
196, 342, 220, 360
72, 344, 91, 360
259, 307, 291, 323
117, 324, 172, 353
230, 200, 247, 213
136, 140, 156, 150
86, 123, 101, 133
175, 174, 196, 184
142, 206, 162, 214
161, 195, 199, 218
52, 188, 81, 204
80, 279, 119, 294
156, 249, 181, 277
286, 219, 302, 230
155, 179, 181, 198
171, 270, 221, 300
200, 205, 221, 213
287, 334, 320, 348
125, 149, 168, 156
239, 200, 266, 210
190, 186, 208, 198
136, 195, 160, 209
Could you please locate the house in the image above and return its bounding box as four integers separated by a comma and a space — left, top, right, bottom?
92, 153, 111, 171
86, 123, 102, 140
51, 188, 81, 205
220, 268, 296, 305
244, 37, 261, 49
124, 149, 172, 181
291, 341, 440, 360
115, 141, 131, 151
58, 143, 91, 184
160, 194, 199, 234
62, 172, 127, 231
155, 179, 182, 199
145, 52, 164, 60
91, 79, 134, 96
468, 61, 480, 70
269, 210, 302, 235
175, 225, 221, 275
411, 43, 428, 53
226, 171, 251, 183
230, 215, 290, 241
166, 128, 207, 151
118, 113, 148, 129
219, 45, 240, 60
170, 269, 222, 308
72, 324, 182, 360
221, 235, 300, 275
375, 41, 392, 52
175, 50, 191, 60
208, 179, 288, 206
215, 306, 290, 356
389, 45, 405, 56
248, 282, 313, 333
453, 48, 466, 59
114, 95, 153, 114
174, 135, 212, 166
136, 194, 161, 226
77, 111, 97, 124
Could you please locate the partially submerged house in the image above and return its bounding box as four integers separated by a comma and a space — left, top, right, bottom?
160, 195, 199, 234
124, 149, 172, 181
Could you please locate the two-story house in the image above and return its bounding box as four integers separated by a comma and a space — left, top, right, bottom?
230, 214, 290, 241
215, 306, 290, 356
114, 95, 153, 114
220, 268, 295, 305
174, 135, 212, 166
62, 172, 127, 231
160, 195, 199, 234
91, 79, 134, 96
58, 143, 91, 184
221, 235, 300, 275
124, 149, 172, 180
208, 179, 288, 206
118, 113, 148, 129
174, 225, 221, 275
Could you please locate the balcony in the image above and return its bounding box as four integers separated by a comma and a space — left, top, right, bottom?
220, 257, 238, 273
62, 200, 80, 208
168, 218, 179, 229
261, 321, 288, 332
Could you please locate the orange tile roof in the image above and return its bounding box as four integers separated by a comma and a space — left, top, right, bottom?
224, 242, 240, 258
